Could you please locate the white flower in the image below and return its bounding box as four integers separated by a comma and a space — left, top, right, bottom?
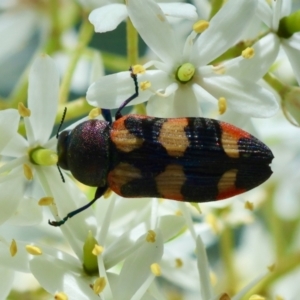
87, 0, 278, 118
87, 0, 198, 33
27, 194, 183, 300
256, 0, 300, 85
0, 55, 64, 225
0, 1, 49, 63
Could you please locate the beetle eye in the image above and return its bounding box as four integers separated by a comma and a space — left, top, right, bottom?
57, 131, 70, 170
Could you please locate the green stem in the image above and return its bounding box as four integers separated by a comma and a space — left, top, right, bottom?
278, 10, 300, 38
209, 0, 224, 19
263, 73, 289, 99
126, 17, 138, 66
59, 17, 94, 104
241, 252, 300, 300
220, 226, 237, 294
44, 0, 62, 54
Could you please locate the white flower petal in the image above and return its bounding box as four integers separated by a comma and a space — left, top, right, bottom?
0, 9, 38, 61
0, 267, 14, 300
172, 85, 202, 117
127, 0, 181, 64
196, 235, 213, 299
146, 94, 177, 118
226, 34, 280, 81
202, 76, 279, 117
0, 240, 30, 272
1, 133, 28, 157
7, 197, 43, 226
87, 70, 169, 109
28, 55, 59, 144
35, 167, 96, 259
0, 171, 24, 225
256, 0, 273, 28
0, 109, 19, 152
115, 230, 163, 300
281, 33, 300, 86
158, 3, 198, 21
89, 4, 127, 33
192, 0, 258, 65
192, 82, 218, 104
30, 256, 99, 300
158, 215, 185, 241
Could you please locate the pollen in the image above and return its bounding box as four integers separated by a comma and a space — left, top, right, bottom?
93, 277, 106, 294
219, 293, 231, 300
146, 230, 156, 243
104, 188, 112, 199
23, 163, 33, 180
193, 20, 209, 33
132, 64, 145, 75
242, 47, 255, 59
18, 102, 31, 117
151, 263, 162, 276
38, 197, 54, 206
175, 258, 183, 268
249, 295, 265, 300
218, 97, 227, 115
174, 210, 183, 216
244, 201, 254, 211
268, 263, 276, 272
92, 244, 104, 256
10, 239, 17, 257
206, 214, 219, 233
26, 245, 42, 255
176, 63, 195, 83
89, 108, 102, 119
54, 292, 68, 300
140, 81, 151, 91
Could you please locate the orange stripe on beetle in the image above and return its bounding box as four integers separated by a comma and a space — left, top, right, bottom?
220, 123, 250, 158
158, 118, 189, 157
216, 169, 246, 200
155, 164, 185, 200
111, 115, 147, 152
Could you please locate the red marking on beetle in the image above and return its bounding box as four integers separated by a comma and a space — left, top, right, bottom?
216, 188, 247, 200
220, 122, 251, 140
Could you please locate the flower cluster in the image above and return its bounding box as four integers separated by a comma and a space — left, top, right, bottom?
0, 0, 300, 299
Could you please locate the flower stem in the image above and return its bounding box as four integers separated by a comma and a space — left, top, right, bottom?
126, 17, 139, 66
220, 226, 237, 294
59, 16, 94, 104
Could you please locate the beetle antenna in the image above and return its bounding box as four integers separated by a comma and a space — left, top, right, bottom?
57, 164, 65, 183
48, 185, 108, 226
115, 67, 139, 120
56, 107, 67, 138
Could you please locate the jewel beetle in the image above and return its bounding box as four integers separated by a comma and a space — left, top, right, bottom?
49, 68, 273, 226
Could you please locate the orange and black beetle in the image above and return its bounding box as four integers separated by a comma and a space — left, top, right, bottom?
50, 69, 273, 226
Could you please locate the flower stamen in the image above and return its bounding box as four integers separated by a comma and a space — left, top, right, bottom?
193, 20, 209, 33
18, 102, 31, 117
93, 277, 106, 294
26, 245, 42, 255
54, 292, 68, 300
140, 81, 151, 91
23, 163, 33, 180
38, 197, 54, 206
218, 97, 227, 115
146, 230, 156, 243
150, 263, 161, 276
10, 239, 17, 257
89, 108, 102, 119
242, 47, 255, 59
132, 64, 146, 75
